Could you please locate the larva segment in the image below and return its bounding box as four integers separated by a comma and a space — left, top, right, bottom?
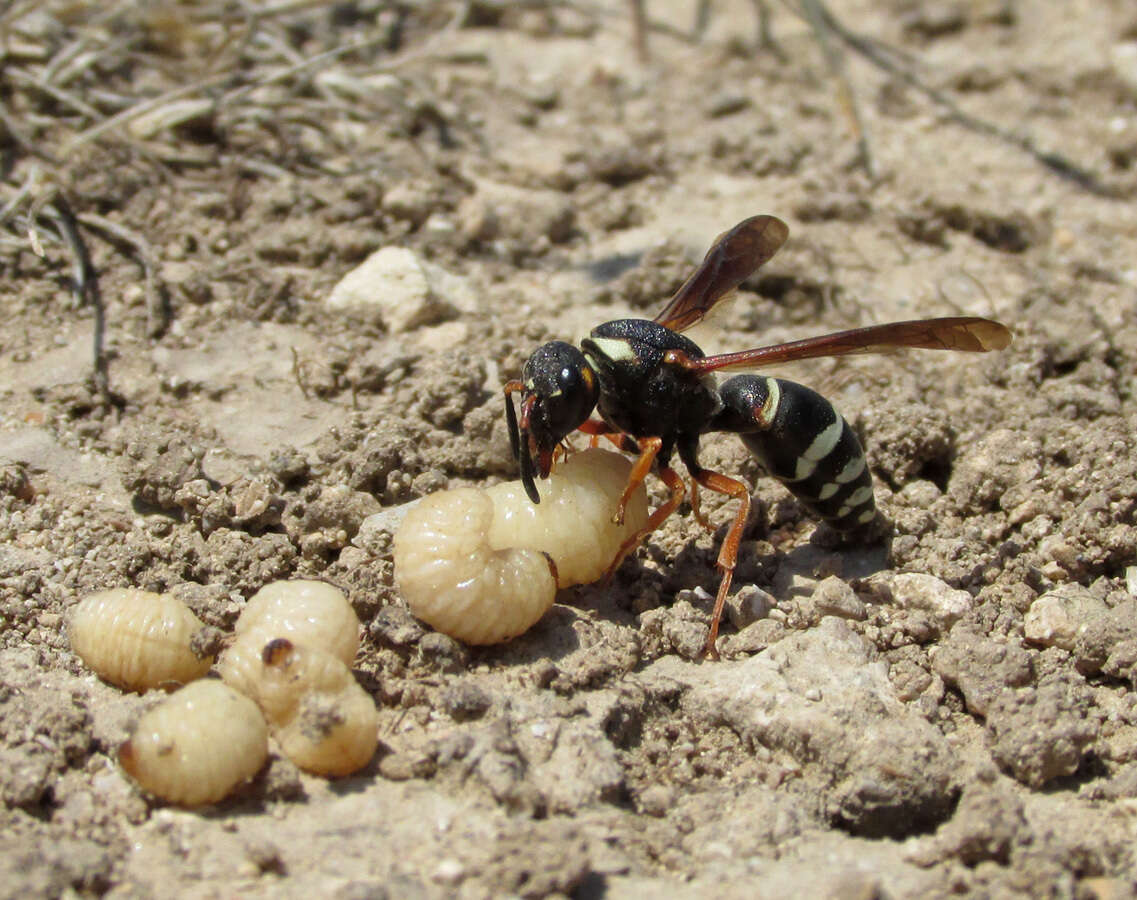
69, 589, 213, 693
217, 580, 360, 701
394, 488, 558, 645
119, 679, 268, 807
484, 448, 649, 587
235, 580, 360, 663
253, 639, 379, 777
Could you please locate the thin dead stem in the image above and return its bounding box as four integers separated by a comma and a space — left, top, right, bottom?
36, 196, 111, 404
60, 72, 234, 156
6, 66, 105, 120
77, 211, 168, 338
800, 0, 874, 177
792, 0, 1118, 196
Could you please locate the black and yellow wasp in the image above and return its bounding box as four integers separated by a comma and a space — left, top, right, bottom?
505, 215, 1011, 656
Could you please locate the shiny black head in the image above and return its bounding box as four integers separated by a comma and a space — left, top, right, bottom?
504, 341, 599, 503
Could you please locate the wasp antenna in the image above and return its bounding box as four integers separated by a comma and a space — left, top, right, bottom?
519, 434, 541, 504
505, 381, 541, 503
515, 391, 543, 504
503, 381, 524, 462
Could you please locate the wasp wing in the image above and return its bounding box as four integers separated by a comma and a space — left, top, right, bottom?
678, 317, 1012, 374
653, 215, 790, 333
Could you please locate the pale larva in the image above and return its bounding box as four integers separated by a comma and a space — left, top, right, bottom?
484, 447, 650, 588
253, 639, 379, 777
69, 589, 213, 692
394, 488, 557, 644
233, 579, 360, 662
217, 580, 360, 700
393, 448, 648, 645
119, 679, 268, 806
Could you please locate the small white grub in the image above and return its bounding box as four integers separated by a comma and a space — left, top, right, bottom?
69, 589, 213, 692
233, 580, 360, 661
254, 639, 379, 777
119, 679, 268, 807
217, 580, 360, 700
393, 448, 648, 645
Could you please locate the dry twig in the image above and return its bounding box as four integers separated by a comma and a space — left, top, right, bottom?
77, 211, 168, 338
35, 195, 112, 404
623, 0, 1116, 195
797, 0, 1117, 196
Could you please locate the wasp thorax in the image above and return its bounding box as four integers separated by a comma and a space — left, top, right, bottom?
521, 341, 599, 452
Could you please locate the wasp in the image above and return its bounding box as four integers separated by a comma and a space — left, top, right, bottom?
503, 215, 1011, 657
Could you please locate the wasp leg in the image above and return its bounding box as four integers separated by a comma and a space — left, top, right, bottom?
602, 463, 686, 585
613, 436, 664, 526
688, 478, 715, 533
577, 418, 627, 451
687, 467, 752, 660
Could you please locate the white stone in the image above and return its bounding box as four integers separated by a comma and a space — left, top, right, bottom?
1110, 42, 1137, 96
726, 585, 775, 630
810, 576, 867, 621
1023, 585, 1108, 651
884, 573, 972, 632
325, 247, 475, 332
414, 321, 470, 353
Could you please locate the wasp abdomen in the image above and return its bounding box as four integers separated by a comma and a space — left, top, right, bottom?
714, 375, 875, 530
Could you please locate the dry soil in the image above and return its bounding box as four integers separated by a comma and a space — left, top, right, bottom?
2, 1, 1137, 897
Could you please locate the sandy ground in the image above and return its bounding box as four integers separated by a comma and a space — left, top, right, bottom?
2, 1, 1137, 897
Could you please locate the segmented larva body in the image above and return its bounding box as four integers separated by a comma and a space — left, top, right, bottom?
119, 679, 268, 806
395, 489, 558, 644
394, 449, 648, 645
254, 639, 379, 777
217, 580, 360, 701
234, 579, 360, 661
69, 589, 213, 692
484, 447, 650, 588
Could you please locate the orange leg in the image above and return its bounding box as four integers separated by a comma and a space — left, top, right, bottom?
577, 418, 624, 451
688, 478, 714, 532
613, 436, 664, 526
689, 467, 752, 660
603, 463, 686, 584
577, 419, 613, 436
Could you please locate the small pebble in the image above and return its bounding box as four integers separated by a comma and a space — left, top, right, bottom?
726, 585, 775, 630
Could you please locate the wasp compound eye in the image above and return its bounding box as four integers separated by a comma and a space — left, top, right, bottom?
521, 341, 599, 446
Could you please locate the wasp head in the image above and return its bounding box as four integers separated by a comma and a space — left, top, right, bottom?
504, 341, 599, 504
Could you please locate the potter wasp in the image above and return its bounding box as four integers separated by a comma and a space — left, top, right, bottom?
504, 215, 1011, 657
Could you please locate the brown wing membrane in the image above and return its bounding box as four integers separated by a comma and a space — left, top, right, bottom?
679, 317, 1012, 374
653, 215, 790, 333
